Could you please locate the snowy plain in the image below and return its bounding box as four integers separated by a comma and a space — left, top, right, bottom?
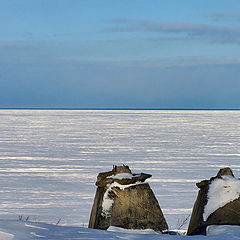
0, 110, 240, 239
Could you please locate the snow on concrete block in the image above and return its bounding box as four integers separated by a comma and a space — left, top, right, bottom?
88, 165, 168, 232
204, 176, 240, 221
187, 167, 240, 236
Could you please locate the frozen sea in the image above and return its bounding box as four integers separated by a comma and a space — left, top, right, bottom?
0, 109, 240, 230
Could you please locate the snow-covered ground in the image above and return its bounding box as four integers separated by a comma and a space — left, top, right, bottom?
1, 220, 240, 240
0, 110, 240, 239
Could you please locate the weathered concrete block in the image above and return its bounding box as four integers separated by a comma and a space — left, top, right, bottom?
187, 167, 240, 235
88, 165, 168, 232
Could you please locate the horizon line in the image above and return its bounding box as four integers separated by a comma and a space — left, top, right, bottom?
0, 107, 239, 111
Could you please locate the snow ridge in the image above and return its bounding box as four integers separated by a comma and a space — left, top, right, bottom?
0, 231, 14, 240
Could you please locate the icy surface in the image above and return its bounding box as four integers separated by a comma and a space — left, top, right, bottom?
0, 110, 240, 230
203, 176, 240, 220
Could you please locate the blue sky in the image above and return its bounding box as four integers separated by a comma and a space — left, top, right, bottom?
1, 0, 240, 108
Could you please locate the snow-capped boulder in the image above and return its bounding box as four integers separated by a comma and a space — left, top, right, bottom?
88, 165, 168, 232
187, 167, 240, 235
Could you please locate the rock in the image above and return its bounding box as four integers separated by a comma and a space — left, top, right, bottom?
187, 167, 240, 235
88, 165, 168, 232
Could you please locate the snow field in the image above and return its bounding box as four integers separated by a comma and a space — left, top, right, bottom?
0, 110, 240, 239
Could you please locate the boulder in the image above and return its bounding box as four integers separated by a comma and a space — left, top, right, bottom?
88, 165, 168, 232
187, 167, 240, 235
